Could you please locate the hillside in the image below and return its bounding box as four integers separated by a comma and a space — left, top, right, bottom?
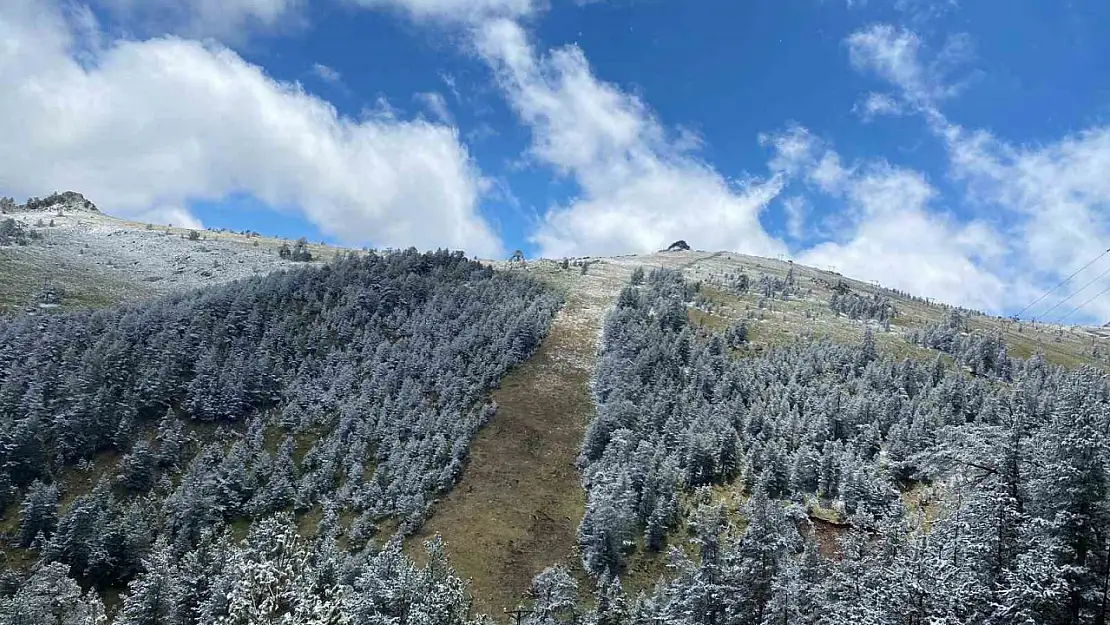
505, 249, 1110, 369
0, 192, 342, 313
420, 250, 1110, 611
4, 193, 1105, 368
1, 201, 1109, 624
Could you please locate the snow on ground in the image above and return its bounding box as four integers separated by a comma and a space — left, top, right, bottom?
493, 249, 1110, 370
3, 193, 1107, 366
1, 197, 338, 310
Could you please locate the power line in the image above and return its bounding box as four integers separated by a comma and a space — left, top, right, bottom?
1038, 263, 1110, 320
1056, 284, 1110, 325
1015, 246, 1110, 318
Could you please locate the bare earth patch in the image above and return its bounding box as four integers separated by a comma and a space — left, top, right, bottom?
412, 259, 639, 614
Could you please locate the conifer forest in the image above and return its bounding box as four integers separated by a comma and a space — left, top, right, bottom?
0, 251, 1107, 625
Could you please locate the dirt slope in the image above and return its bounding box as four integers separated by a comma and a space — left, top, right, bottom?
410, 262, 618, 613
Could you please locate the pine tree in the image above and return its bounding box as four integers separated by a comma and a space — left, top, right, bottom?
118, 441, 157, 493
726, 483, 799, 625
17, 479, 59, 548
630, 267, 645, 286
116, 540, 186, 625
1029, 368, 1110, 623
529, 566, 578, 624
0, 562, 107, 625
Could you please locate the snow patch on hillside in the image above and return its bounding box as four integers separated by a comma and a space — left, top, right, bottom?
1, 204, 330, 302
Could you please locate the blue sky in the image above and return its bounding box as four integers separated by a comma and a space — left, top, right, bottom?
2, 0, 1110, 322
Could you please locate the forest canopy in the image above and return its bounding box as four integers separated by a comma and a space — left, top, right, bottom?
0, 249, 561, 624
566, 268, 1110, 625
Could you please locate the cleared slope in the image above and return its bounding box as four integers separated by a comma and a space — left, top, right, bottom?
410, 265, 616, 614
412, 253, 737, 613
411, 294, 593, 614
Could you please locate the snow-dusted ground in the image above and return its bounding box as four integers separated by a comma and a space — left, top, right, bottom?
1, 196, 337, 309
5, 210, 312, 291
494, 249, 1110, 370
3, 194, 1107, 365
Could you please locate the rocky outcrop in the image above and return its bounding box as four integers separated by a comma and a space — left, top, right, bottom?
22, 191, 99, 213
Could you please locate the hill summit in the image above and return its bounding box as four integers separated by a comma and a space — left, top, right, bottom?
1, 191, 99, 214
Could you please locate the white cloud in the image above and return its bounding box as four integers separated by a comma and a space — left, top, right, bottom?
0, 0, 502, 257
763, 126, 1009, 310
763, 125, 851, 194
797, 198, 1008, 313
846, 24, 972, 117
764, 124, 821, 177
477, 18, 786, 258
312, 62, 342, 84
136, 205, 205, 230
854, 91, 905, 120
414, 91, 454, 124
943, 125, 1110, 320
93, 0, 304, 42
845, 22, 1110, 322
348, 0, 536, 23
781, 196, 807, 239
847, 25, 936, 106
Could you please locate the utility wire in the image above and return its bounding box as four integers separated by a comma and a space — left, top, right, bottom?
1056, 284, 1110, 325
1038, 263, 1110, 320
1015, 246, 1110, 319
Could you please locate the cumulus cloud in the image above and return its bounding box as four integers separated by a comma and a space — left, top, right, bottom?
944, 125, 1110, 320
797, 191, 1008, 313
847, 22, 1110, 321
476, 18, 786, 258
93, 0, 304, 42
763, 126, 1009, 310
0, 0, 502, 257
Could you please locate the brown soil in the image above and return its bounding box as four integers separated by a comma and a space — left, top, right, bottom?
412, 283, 608, 615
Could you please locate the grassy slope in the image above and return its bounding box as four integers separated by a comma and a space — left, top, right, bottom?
680, 251, 1110, 369
411, 298, 591, 613
411, 262, 637, 613
0, 245, 149, 312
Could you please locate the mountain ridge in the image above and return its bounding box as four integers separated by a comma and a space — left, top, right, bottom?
3, 195, 1107, 364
